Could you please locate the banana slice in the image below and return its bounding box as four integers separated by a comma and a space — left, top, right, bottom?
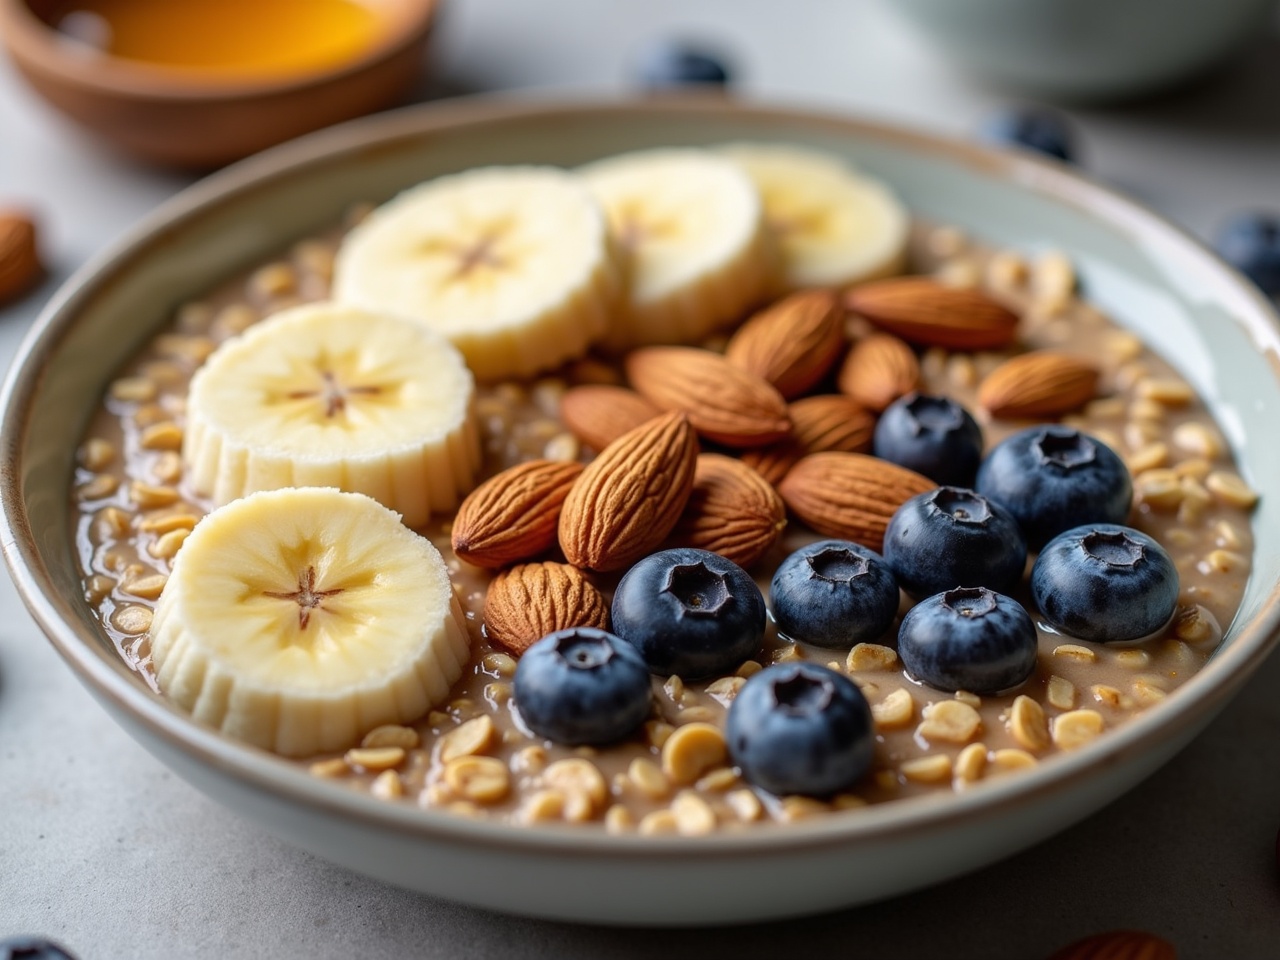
150, 488, 471, 758
331, 165, 620, 381
578, 148, 773, 350
719, 143, 909, 293
184, 301, 480, 529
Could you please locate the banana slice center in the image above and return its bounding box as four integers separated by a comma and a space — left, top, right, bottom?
262, 564, 344, 631
262, 350, 403, 429
417, 220, 524, 291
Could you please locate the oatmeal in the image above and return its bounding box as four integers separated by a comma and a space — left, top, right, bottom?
71, 167, 1257, 833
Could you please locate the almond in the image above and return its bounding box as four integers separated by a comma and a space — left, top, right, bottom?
1047, 930, 1176, 960
741, 395, 875, 485
838, 332, 921, 411
483, 562, 609, 654
724, 289, 846, 399
0, 211, 42, 305
671, 454, 786, 567
558, 411, 698, 572
846, 277, 1018, 350
777, 452, 935, 551
626, 347, 791, 448
451, 460, 584, 569
978, 350, 1100, 419
559, 385, 660, 451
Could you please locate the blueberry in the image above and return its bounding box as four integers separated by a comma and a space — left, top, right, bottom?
611, 548, 765, 678
726, 662, 874, 797
1031, 523, 1179, 643
0, 938, 78, 960
975, 426, 1131, 550
979, 107, 1076, 163
513, 628, 652, 745
634, 40, 731, 90
770, 539, 900, 648
872, 393, 984, 486
1214, 212, 1280, 296
898, 587, 1038, 694
883, 487, 1027, 599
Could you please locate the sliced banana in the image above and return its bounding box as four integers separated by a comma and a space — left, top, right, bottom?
184, 301, 480, 529
578, 147, 773, 350
332, 165, 620, 381
150, 488, 471, 758
719, 142, 909, 293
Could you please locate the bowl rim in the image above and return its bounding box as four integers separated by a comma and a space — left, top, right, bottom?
4, 93, 1280, 859
0, 0, 441, 98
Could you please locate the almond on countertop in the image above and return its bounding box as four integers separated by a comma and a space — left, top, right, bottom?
978, 350, 1100, 420
483, 562, 610, 654
777, 451, 935, 551
625, 346, 791, 448
1046, 929, 1177, 960
846, 277, 1019, 350
741, 395, 875, 486
724, 288, 846, 400
559, 384, 660, 451
671, 453, 786, 568
838, 332, 921, 412
558, 411, 699, 572
452, 459, 584, 569
0, 211, 43, 305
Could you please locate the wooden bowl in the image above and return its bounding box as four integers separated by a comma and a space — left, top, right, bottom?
0, 0, 440, 168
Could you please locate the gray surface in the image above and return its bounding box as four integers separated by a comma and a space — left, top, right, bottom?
2, 1, 1280, 957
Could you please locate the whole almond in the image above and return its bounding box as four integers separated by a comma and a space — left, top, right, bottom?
838, 333, 921, 411
742, 395, 875, 485
724, 289, 846, 399
626, 347, 791, 448
559, 385, 660, 451
0, 212, 42, 305
452, 460, 584, 569
483, 562, 609, 654
777, 452, 935, 551
978, 350, 1099, 419
672, 453, 787, 567
1047, 930, 1176, 960
559, 411, 698, 571
846, 277, 1018, 350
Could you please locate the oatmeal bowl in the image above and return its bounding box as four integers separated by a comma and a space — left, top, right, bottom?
3, 96, 1280, 926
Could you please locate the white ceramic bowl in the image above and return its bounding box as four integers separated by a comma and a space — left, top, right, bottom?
4, 97, 1279, 925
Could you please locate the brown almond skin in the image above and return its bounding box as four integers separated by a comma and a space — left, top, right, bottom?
558, 411, 699, 572
978, 350, 1100, 420
482, 562, 609, 655
741, 395, 875, 486
671, 454, 787, 568
838, 332, 921, 412
1046, 930, 1177, 960
724, 289, 846, 399
626, 347, 791, 448
778, 452, 935, 552
559, 385, 660, 451
846, 277, 1018, 350
0, 212, 42, 305
451, 460, 584, 569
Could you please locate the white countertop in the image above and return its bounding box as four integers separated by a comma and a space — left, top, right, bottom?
3, 2, 1280, 957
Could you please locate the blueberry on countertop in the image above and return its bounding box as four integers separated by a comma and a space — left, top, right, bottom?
979, 107, 1076, 163
513, 628, 652, 745
634, 40, 731, 90
726, 662, 874, 797
975, 425, 1131, 550
611, 548, 765, 678
873, 393, 984, 487
1031, 523, 1179, 643
0, 938, 78, 960
884, 487, 1027, 599
1214, 212, 1280, 296
770, 539, 900, 648
898, 587, 1038, 694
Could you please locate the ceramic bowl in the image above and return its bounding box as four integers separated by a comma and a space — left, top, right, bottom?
0, 0, 440, 168
3, 97, 1279, 926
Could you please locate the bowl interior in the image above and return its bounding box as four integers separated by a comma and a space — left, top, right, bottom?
7, 98, 1280, 854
